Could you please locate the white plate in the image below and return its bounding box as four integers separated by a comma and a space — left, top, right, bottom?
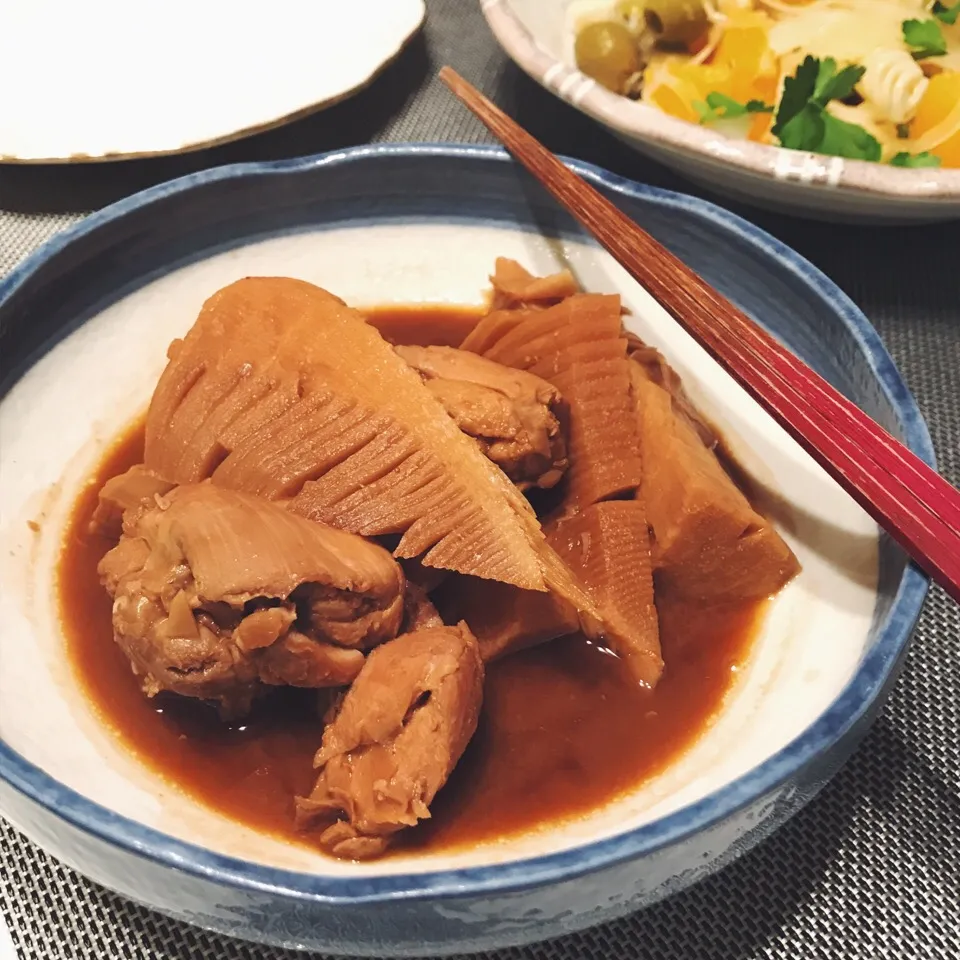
0, 0, 425, 162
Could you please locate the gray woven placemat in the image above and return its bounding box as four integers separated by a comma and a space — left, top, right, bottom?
1, 1, 958, 957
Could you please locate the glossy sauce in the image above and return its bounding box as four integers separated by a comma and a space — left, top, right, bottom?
58, 305, 765, 855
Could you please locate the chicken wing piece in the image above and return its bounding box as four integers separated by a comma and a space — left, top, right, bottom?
396, 344, 568, 491
295, 623, 483, 859
98, 483, 405, 717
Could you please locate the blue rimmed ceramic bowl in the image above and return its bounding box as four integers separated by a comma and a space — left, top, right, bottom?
0, 144, 931, 956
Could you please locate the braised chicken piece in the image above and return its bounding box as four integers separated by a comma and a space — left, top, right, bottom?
296, 623, 483, 859
396, 344, 568, 491
98, 483, 405, 718
630, 363, 800, 601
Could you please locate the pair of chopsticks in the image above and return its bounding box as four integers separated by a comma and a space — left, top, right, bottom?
439, 67, 960, 606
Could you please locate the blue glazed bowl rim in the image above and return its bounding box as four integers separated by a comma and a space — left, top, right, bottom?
0, 143, 933, 904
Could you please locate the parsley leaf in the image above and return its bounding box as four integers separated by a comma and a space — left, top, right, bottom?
694, 92, 774, 123
778, 108, 882, 161
776, 107, 825, 151
772, 55, 819, 135
772, 56, 882, 162
812, 59, 865, 105
903, 18, 947, 58
933, 1, 960, 25
890, 151, 942, 168
816, 113, 883, 161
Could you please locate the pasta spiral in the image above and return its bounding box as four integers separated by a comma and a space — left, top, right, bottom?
861, 48, 929, 125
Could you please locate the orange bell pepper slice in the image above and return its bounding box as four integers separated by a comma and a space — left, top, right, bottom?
911, 72, 960, 168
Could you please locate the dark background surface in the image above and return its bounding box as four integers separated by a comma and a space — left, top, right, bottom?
1, 1, 958, 957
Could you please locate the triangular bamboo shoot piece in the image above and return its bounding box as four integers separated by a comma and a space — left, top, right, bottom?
144, 278, 597, 614
463, 285, 643, 510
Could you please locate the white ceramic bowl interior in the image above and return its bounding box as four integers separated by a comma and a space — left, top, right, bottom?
0, 220, 880, 879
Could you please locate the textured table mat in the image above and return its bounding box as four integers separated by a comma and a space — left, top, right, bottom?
1, 1, 959, 957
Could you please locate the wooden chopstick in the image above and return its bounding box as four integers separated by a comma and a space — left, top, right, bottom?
438, 66, 960, 606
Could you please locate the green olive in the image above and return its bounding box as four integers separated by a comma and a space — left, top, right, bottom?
615, 0, 647, 35
574, 21, 640, 93
643, 0, 708, 48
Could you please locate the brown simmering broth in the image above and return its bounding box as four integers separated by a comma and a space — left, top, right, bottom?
58, 305, 765, 855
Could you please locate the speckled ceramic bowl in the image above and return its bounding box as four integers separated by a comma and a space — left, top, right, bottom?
481, 0, 960, 223
0, 145, 931, 956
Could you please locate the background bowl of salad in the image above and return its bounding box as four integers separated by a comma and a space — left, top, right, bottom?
482, 0, 960, 222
